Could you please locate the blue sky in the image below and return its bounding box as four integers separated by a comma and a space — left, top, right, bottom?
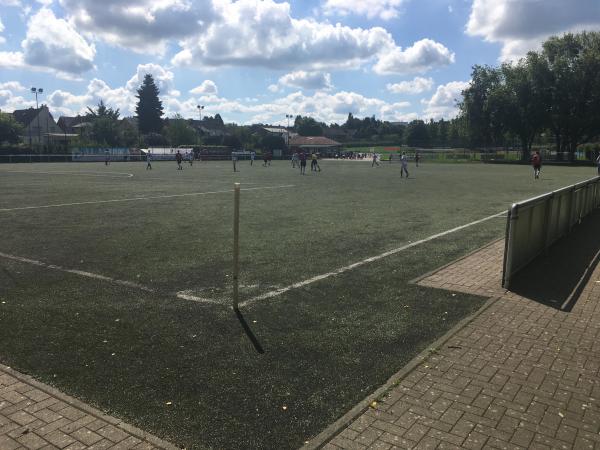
0, 0, 598, 125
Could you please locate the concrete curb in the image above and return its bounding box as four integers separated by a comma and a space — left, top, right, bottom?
0, 363, 181, 450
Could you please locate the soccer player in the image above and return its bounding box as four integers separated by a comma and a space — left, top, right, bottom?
104, 150, 110, 166
146, 151, 152, 170
311, 152, 321, 172
232, 152, 238, 172
291, 152, 298, 168
176, 150, 183, 170
250, 151, 255, 166
267, 152, 272, 166
188, 151, 194, 166
389, 153, 393, 164
371, 152, 379, 167
531, 151, 541, 179
400, 153, 409, 178
299, 151, 307, 175
263, 152, 268, 167
415, 151, 420, 167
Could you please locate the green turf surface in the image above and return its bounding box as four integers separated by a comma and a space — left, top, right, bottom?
0, 160, 595, 449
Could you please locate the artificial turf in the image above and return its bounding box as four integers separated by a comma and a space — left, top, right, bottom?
0, 160, 595, 449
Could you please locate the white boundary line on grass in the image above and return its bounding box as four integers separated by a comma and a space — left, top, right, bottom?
0, 170, 134, 178
0, 184, 296, 212
239, 210, 508, 308
0, 251, 154, 292
0, 251, 222, 305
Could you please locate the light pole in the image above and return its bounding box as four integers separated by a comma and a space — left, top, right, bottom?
31, 87, 43, 151
197, 105, 204, 122
285, 114, 293, 146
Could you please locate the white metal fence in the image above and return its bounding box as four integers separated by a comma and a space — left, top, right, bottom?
502, 177, 600, 289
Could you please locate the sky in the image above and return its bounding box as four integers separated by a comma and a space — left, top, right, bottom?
0, 0, 599, 126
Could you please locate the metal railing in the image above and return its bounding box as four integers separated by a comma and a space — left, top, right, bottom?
502, 176, 600, 288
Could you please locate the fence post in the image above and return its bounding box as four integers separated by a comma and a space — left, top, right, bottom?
502, 204, 519, 289
543, 193, 555, 254
232, 183, 241, 312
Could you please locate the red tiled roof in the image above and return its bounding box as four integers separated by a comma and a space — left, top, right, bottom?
289, 136, 341, 147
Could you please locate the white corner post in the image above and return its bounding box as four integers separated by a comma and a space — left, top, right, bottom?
233, 183, 241, 311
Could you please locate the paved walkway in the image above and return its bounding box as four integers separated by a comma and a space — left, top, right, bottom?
0, 365, 177, 450
320, 239, 600, 450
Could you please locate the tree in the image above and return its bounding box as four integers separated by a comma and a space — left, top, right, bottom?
86, 100, 122, 146
260, 134, 285, 152
164, 114, 197, 146
460, 65, 504, 147
539, 32, 600, 160
405, 120, 430, 147
135, 74, 164, 134
91, 117, 120, 146
294, 116, 323, 136
0, 113, 23, 144
86, 100, 120, 120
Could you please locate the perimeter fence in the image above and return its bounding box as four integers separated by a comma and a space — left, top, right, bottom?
502, 177, 600, 289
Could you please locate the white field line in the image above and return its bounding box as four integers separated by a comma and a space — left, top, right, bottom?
0, 251, 154, 292
0, 184, 295, 212
0, 251, 222, 305
175, 291, 220, 304
0, 170, 134, 178
239, 210, 508, 308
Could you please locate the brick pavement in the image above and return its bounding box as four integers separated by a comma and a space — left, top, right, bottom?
318, 239, 600, 450
0, 364, 178, 450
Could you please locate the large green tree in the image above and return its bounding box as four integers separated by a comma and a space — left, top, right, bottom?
135, 74, 164, 134
86, 100, 122, 146
540, 32, 600, 160
0, 113, 23, 144
164, 114, 197, 146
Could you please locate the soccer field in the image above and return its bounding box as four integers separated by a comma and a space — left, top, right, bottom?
0, 160, 594, 449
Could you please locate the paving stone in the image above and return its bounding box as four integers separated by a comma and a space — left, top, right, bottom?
16, 431, 49, 449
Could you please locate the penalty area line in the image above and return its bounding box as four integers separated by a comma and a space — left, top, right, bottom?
240, 210, 508, 308
0, 184, 296, 212
0, 251, 154, 293
0, 251, 221, 305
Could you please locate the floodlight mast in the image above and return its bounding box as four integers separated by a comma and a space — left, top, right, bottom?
31, 87, 43, 150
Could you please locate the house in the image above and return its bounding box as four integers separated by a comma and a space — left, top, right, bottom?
262, 126, 297, 146
288, 136, 342, 157
13, 106, 67, 147
57, 115, 89, 134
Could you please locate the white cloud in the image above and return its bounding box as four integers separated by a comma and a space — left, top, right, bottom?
322, 0, 405, 21
466, 0, 600, 61
59, 0, 217, 54
21, 8, 95, 74
173, 0, 396, 71
387, 77, 434, 94
189, 80, 218, 95
421, 80, 469, 119
0, 51, 26, 70
374, 38, 455, 75
0, 17, 5, 44
278, 71, 333, 91
125, 63, 176, 96
0, 0, 21, 6
0, 81, 26, 91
